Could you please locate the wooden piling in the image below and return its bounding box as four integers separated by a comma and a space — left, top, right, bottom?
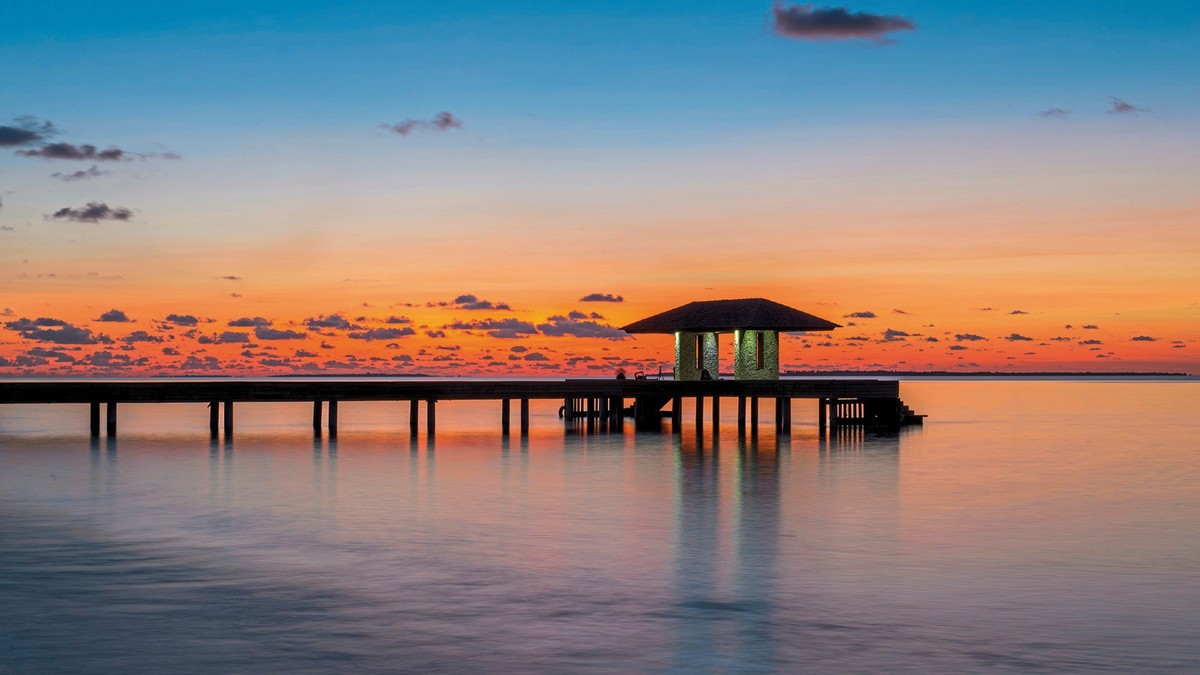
737, 396, 747, 435
671, 396, 682, 433
711, 396, 720, 430
818, 397, 827, 433
106, 402, 117, 436
750, 397, 759, 430
409, 400, 419, 436
586, 397, 595, 433
328, 400, 338, 436
223, 401, 233, 436
520, 398, 530, 436
501, 398, 511, 436
426, 399, 436, 436
210, 401, 220, 437
312, 401, 323, 435
90, 401, 101, 437
695, 396, 704, 433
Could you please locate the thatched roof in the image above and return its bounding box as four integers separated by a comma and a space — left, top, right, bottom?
621, 298, 840, 334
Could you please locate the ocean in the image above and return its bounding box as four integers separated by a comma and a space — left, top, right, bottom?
1, 379, 1198, 672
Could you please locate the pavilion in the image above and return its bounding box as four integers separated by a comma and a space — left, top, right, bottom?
620, 298, 840, 381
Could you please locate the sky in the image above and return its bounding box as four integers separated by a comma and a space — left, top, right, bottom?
2, 1, 1198, 376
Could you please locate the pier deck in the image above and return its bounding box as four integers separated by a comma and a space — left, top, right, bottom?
0, 378, 920, 437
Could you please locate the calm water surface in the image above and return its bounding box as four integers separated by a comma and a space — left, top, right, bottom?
1, 380, 1198, 672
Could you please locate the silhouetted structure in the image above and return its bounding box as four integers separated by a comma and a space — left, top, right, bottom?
621, 298, 840, 381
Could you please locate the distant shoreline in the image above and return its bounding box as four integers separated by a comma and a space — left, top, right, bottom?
784, 370, 1194, 379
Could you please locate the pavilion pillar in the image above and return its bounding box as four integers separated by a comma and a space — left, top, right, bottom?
711, 396, 720, 432
671, 396, 682, 434
750, 397, 759, 435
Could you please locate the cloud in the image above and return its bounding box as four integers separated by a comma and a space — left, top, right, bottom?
1109, 97, 1148, 114
4, 317, 106, 344
580, 293, 624, 303
385, 316, 412, 324
1078, 339, 1103, 346
228, 316, 271, 327
844, 311, 876, 319
1009, 310, 1029, 315
47, 202, 133, 223
1038, 108, 1072, 118
1082, 324, 1100, 330
523, 352, 550, 362
348, 327, 416, 341
96, 309, 130, 322
538, 315, 627, 339
444, 294, 512, 311
892, 309, 910, 315
772, 2, 916, 42
51, 165, 108, 182
1130, 335, 1158, 342
447, 318, 538, 339
948, 345, 968, 351
198, 331, 251, 344
17, 142, 129, 161
954, 333, 988, 342
1004, 333, 1033, 341
0, 116, 57, 148
165, 313, 199, 326
881, 328, 910, 341
381, 112, 463, 136
122, 330, 163, 343
219, 275, 241, 281
306, 314, 355, 330
255, 326, 307, 340
26, 347, 76, 363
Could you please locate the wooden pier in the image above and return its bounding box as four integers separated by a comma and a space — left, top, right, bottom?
0, 378, 923, 439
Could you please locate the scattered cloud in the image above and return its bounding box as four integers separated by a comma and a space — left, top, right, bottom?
381, 112, 463, 136
1079, 339, 1103, 346
47, 202, 133, 223
1109, 97, 1148, 114
580, 293, 624, 303
844, 311, 876, 319
1130, 335, 1158, 342
892, 309, 910, 315
164, 313, 199, 326
1009, 310, 1029, 315
772, 2, 916, 42
348, 327, 416, 341
537, 315, 627, 339
51, 165, 108, 182
881, 328, 910, 341
1038, 108, 1072, 118
306, 314, 355, 330
96, 309, 130, 322
447, 318, 538, 339
228, 316, 271, 327
4, 317, 107, 345
1082, 324, 1100, 330
385, 316, 412, 324
955, 333, 988, 342
17, 142, 130, 161
1004, 333, 1034, 341
254, 326, 307, 340
122, 330, 163, 343
0, 116, 57, 148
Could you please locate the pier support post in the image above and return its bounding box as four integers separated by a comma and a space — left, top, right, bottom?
737, 396, 746, 436
818, 398, 827, 434
599, 397, 609, 431
695, 396, 704, 434
328, 400, 338, 437
829, 397, 839, 429
223, 401, 233, 437
671, 396, 682, 434
409, 400, 419, 436
502, 398, 511, 436
210, 401, 220, 437
313, 401, 323, 436
427, 400, 436, 437
520, 398, 530, 436
750, 397, 759, 433
779, 397, 790, 435
106, 402, 117, 437
711, 396, 720, 433
90, 402, 101, 437
586, 397, 595, 433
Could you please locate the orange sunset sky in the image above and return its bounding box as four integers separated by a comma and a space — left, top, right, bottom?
2, 2, 1197, 376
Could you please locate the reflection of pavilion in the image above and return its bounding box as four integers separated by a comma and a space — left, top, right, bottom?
667, 431, 903, 669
